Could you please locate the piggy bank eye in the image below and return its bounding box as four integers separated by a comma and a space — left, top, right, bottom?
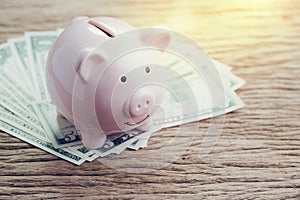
120, 75, 127, 83
145, 67, 150, 73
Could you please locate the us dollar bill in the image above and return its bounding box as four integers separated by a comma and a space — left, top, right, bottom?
32, 101, 82, 148
25, 32, 58, 101
8, 38, 37, 98
0, 120, 85, 165
0, 31, 246, 164
0, 44, 37, 116
0, 89, 43, 131
127, 138, 149, 150
0, 106, 48, 142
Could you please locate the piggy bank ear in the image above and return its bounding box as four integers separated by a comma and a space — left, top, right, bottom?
75, 49, 107, 82
140, 29, 171, 50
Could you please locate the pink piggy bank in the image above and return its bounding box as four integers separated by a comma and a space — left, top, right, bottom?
46, 17, 171, 148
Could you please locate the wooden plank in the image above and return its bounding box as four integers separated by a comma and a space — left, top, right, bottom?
0, 0, 299, 199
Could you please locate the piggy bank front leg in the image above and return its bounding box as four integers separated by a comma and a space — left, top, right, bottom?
80, 131, 107, 149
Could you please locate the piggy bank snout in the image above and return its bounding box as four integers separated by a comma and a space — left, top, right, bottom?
128, 88, 154, 117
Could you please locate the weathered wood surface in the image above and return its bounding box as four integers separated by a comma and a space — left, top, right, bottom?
0, 0, 300, 199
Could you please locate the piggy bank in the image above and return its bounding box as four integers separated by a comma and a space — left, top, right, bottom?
46, 17, 171, 148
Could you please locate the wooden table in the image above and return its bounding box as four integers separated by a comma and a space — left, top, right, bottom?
1, 0, 299, 199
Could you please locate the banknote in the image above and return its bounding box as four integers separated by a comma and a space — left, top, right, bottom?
0, 89, 43, 131
127, 138, 149, 150
0, 106, 94, 164
0, 30, 245, 164
0, 106, 48, 142
0, 120, 85, 165
32, 101, 82, 148
151, 52, 245, 128
222, 70, 246, 91
0, 44, 33, 100
25, 31, 58, 101
163, 54, 243, 92
0, 44, 37, 116
8, 38, 37, 98
29, 37, 245, 156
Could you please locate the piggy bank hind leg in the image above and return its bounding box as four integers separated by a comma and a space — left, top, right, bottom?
80, 131, 107, 149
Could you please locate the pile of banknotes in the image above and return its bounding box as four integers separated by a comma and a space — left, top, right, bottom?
0, 30, 245, 165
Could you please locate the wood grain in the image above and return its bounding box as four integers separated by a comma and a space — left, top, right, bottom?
0, 0, 300, 199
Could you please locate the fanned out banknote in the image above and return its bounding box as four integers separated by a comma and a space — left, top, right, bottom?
0, 30, 245, 165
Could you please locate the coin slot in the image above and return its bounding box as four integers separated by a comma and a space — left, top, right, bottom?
88, 20, 114, 38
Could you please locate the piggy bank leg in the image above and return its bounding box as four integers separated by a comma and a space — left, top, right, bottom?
81, 132, 107, 149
